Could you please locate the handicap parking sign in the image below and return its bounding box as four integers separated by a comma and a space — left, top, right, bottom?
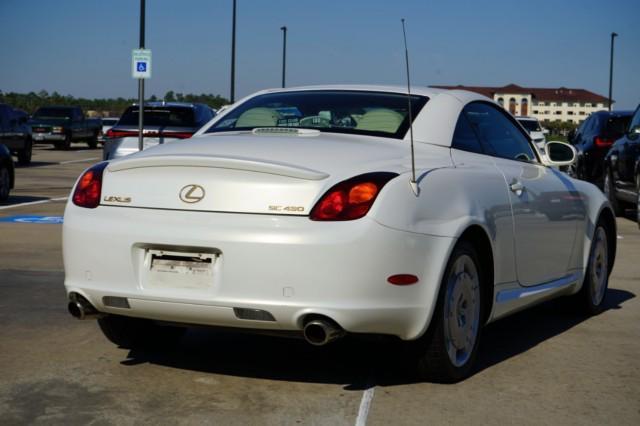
132, 49, 152, 79
0, 215, 63, 224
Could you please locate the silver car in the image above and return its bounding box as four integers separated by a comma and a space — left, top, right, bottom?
103, 102, 216, 160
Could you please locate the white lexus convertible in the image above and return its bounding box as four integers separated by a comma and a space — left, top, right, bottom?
64, 86, 616, 382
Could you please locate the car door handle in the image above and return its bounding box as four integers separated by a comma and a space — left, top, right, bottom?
510, 180, 524, 195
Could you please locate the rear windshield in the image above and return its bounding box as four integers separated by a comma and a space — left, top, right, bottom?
517, 119, 541, 132
205, 90, 428, 139
119, 106, 196, 127
33, 108, 72, 119
604, 116, 632, 135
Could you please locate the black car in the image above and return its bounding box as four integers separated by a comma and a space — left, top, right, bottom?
0, 104, 33, 164
0, 143, 15, 202
569, 110, 633, 188
603, 104, 640, 224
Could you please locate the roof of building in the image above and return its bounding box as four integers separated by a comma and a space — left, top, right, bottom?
430, 84, 610, 104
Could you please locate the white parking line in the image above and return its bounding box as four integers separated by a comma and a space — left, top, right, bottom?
59, 157, 99, 165
355, 386, 375, 426
0, 197, 68, 211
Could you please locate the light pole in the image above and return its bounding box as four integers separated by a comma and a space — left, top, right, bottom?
608, 32, 618, 112
138, 0, 145, 151
230, 0, 237, 103
280, 26, 287, 88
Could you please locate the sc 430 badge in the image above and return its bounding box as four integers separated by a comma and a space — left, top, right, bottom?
104, 196, 132, 203
269, 205, 305, 212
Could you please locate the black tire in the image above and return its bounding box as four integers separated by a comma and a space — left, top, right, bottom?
576, 221, 612, 315
636, 174, 640, 229
0, 165, 10, 201
604, 171, 625, 216
414, 241, 485, 383
97, 314, 185, 349
17, 138, 32, 165
87, 131, 99, 149
54, 135, 71, 150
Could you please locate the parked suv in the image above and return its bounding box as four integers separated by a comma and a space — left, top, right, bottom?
103, 102, 216, 160
0, 104, 33, 165
569, 110, 633, 188
516, 116, 547, 153
603, 104, 640, 225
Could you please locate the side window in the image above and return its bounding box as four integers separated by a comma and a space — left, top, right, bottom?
0, 106, 7, 128
587, 115, 599, 133
464, 102, 537, 163
451, 113, 484, 154
628, 107, 640, 133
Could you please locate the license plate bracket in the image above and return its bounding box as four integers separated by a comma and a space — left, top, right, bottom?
144, 249, 218, 289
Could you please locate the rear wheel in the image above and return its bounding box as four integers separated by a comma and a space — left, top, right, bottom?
576, 222, 611, 315
0, 165, 10, 201
17, 138, 32, 165
415, 241, 484, 383
97, 314, 185, 349
87, 131, 99, 149
54, 135, 72, 150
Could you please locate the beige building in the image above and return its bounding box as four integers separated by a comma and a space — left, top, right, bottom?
431, 84, 609, 124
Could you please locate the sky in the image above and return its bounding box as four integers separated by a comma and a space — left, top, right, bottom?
1, 0, 639, 109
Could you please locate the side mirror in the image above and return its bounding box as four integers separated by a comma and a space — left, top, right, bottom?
544, 141, 576, 167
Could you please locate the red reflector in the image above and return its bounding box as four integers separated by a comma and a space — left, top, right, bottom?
105, 129, 138, 139
72, 162, 108, 209
387, 274, 419, 285
594, 136, 614, 148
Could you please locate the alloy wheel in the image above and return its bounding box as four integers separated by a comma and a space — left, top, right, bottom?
589, 227, 608, 307
443, 254, 481, 367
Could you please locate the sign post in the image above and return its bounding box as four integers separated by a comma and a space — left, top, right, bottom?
134, 0, 148, 152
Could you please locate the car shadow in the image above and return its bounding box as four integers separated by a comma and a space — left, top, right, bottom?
15, 161, 58, 168
621, 208, 638, 224
0, 195, 50, 206
120, 288, 634, 389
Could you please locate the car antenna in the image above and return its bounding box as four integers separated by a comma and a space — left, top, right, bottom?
402, 18, 419, 196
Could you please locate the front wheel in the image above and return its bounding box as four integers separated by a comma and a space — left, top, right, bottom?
97, 314, 185, 349
576, 223, 611, 315
636, 174, 640, 229
415, 241, 484, 383
604, 172, 626, 216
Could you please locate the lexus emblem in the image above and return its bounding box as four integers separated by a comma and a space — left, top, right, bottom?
179, 184, 206, 203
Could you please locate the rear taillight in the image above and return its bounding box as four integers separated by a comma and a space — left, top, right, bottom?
594, 136, 614, 148
105, 129, 138, 139
104, 129, 193, 139
309, 172, 398, 221
72, 162, 108, 208
162, 131, 194, 139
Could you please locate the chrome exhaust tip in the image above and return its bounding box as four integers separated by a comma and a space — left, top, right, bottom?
303, 319, 345, 346
67, 294, 101, 320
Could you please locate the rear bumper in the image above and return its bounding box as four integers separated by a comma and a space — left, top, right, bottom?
32, 133, 65, 142
63, 203, 454, 340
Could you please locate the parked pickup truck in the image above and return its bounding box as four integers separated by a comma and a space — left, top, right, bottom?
0, 103, 33, 164
29, 106, 102, 149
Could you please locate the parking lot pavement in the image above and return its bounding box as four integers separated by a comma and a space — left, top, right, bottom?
1, 147, 639, 425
